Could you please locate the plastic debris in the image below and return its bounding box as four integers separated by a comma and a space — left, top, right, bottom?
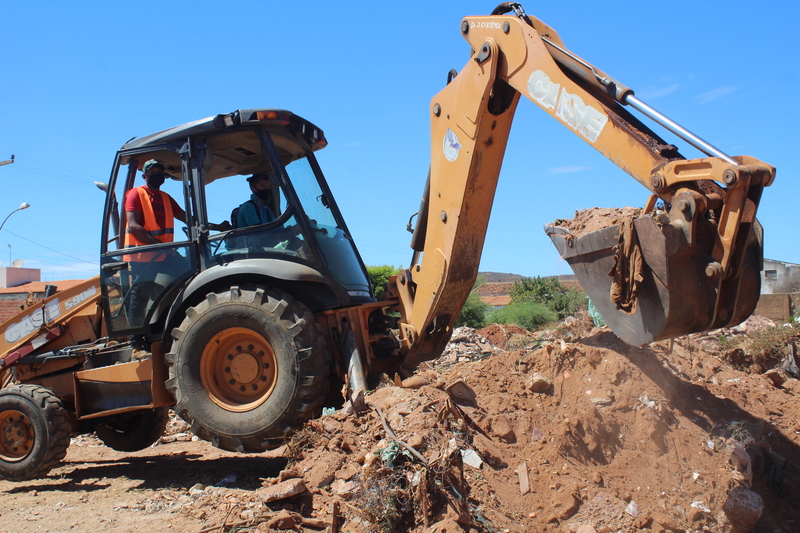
625, 500, 640, 518
587, 297, 606, 327
378, 441, 412, 468
461, 448, 483, 469
691, 501, 711, 512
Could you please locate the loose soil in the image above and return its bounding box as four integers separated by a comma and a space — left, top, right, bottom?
551, 207, 643, 237
2, 317, 799, 533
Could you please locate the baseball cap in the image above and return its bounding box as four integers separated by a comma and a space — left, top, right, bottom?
143, 159, 165, 173
247, 173, 270, 183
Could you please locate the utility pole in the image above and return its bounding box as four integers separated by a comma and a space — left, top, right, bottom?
0, 155, 14, 167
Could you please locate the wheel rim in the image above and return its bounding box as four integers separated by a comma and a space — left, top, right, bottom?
0, 409, 34, 462
199, 327, 278, 412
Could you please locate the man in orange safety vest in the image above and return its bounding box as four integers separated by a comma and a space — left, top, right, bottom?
124, 159, 186, 251
123, 159, 187, 353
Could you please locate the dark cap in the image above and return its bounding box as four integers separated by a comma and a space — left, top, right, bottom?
143, 159, 165, 173
247, 173, 270, 184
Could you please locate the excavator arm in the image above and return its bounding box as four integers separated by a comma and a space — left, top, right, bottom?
391, 3, 775, 366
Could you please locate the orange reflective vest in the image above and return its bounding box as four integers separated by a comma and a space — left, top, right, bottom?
123, 187, 175, 262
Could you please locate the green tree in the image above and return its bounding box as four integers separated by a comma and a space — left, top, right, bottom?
510, 276, 586, 319
456, 291, 491, 329
366, 265, 401, 301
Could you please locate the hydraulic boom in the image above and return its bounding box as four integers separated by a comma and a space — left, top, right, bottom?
393, 3, 774, 366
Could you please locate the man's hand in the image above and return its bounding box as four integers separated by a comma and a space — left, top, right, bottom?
209, 221, 233, 231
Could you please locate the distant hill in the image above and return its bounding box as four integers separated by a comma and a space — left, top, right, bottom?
479, 272, 578, 282
478, 272, 525, 283
479, 272, 583, 291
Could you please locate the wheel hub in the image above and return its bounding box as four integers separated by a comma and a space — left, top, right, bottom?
200, 327, 278, 412
0, 410, 33, 461
230, 353, 260, 384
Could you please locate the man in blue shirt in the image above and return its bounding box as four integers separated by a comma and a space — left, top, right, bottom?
236, 173, 275, 228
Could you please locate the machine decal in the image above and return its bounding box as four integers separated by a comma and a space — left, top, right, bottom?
4, 308, 46, 344
443, 128, 462, 162
64, 285, 97, 311
469, 20, 502, 31
2, 298, 63, 344
528, 70, 608, 143
528, 70, 560, 110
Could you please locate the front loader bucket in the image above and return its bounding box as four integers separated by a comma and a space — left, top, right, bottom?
545, 216, 763, 346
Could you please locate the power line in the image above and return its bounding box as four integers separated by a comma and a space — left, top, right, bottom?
3, 229, 98, 265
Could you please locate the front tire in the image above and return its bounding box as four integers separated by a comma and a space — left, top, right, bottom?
165, 286, 329, 452
0, 384, 71, 481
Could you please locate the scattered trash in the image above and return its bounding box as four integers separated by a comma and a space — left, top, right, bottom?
461, 449, 483, 469
217, 474, 237, 486
322, 407, 336, 416
377, 441, 412, 468
624, 500, 641, 518
587, 297, 606, 327
691, 501, 711, 512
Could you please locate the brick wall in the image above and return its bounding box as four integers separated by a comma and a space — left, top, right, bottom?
0, 293, 42, 323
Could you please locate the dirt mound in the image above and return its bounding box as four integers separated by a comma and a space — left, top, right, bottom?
552, 207, 642, 237
477, 323, 528, 349
2, 321, 799, 533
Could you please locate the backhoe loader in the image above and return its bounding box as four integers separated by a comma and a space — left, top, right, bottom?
0, 2, 774, 480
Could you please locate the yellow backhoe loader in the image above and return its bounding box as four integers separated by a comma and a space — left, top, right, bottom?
0, 2, 774, 480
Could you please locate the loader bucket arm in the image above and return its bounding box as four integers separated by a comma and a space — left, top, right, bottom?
0, 276, 102, 369
393, 5, 774, 366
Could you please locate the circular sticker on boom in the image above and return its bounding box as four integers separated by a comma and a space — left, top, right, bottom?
443, 128, 462, 162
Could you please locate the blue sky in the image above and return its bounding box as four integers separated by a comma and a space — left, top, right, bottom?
1, 1, 797, 281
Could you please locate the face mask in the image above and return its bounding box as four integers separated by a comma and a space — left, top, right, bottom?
147, 172, 165, 187
255, 187, 271, 201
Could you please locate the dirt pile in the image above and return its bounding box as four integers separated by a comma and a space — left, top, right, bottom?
1, 317, 798, 533
551, 207, 643, 238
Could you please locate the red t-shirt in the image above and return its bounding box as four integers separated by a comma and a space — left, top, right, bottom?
124, 185, 182, 232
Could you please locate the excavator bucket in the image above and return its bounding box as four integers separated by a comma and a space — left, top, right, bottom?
545, 215, 763, 346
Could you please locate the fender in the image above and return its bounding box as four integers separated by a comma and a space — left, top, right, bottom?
161, 258, 332, 336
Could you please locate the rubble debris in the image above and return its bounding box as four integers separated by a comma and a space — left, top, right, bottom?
431, 326, 503, 367
444, 379, 478, 406
517, 462, 530, 495
724, 485, 764, 531
255, 478, 307, 503
5, 316, 800, 533
525, 372, 551, 392
764, 368, 787, 387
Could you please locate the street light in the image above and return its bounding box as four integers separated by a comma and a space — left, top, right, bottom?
0, 155, 14, 167
0, 202, 31, 232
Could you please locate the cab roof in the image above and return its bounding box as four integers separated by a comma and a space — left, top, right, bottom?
120, 109, 327, 152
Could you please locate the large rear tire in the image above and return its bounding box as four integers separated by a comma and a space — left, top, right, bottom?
165, 286, 329, 452
0, 384, 71, 481
94, 407, 170, 452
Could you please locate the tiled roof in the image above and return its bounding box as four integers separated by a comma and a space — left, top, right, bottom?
474, 282, 515, 296
479, 295, 512, 307
0, 279, 87, 295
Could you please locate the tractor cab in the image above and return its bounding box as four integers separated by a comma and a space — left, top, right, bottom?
99, 109, 373, 340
